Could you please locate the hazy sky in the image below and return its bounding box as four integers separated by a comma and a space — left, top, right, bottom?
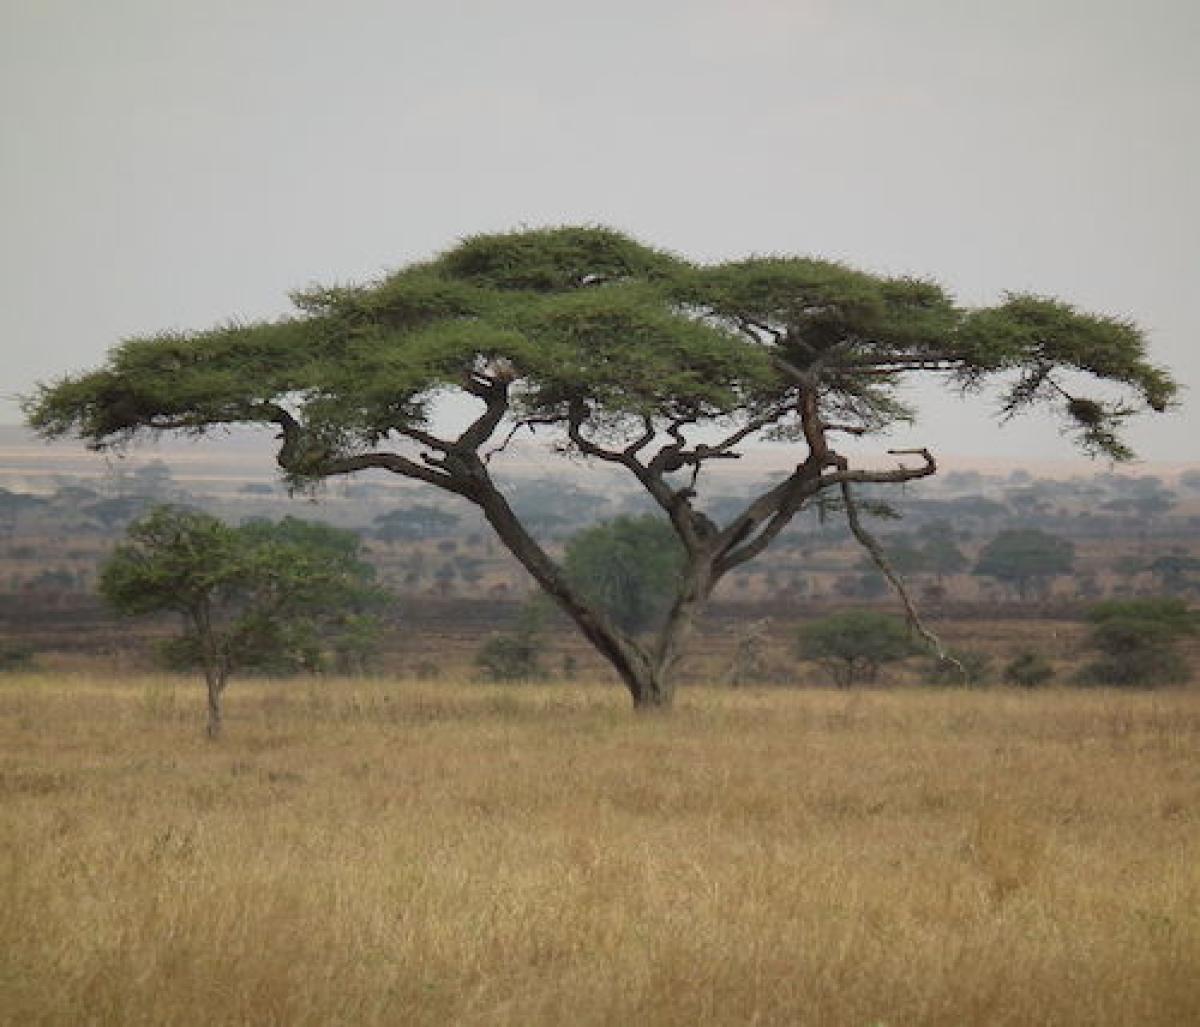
2, 0, 1197, 466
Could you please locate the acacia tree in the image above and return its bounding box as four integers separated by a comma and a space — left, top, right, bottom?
973, 528, 1077, 601
796, 611, 917, 686
27, 227, 1175, 708
101, 506, 383, 737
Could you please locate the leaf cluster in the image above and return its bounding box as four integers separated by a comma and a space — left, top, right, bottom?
563, 515, 685, 634
973, 530, 1076, 585
24, 226, 1177, 465
795, 611, 918, 686
1003, 652, 1056, 687
100, 506, 385, 675
1076, 597, 1196, 688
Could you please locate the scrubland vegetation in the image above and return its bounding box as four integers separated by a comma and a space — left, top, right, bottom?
2, 673, 1197, 1025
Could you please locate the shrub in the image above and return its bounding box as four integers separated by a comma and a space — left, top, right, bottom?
475, 634, 546, 682
474, 603, 548, 682
1003, 652, 1055, 688
796, 611, 917, 687
0, 642, 35, 672
1076, 597, 1197, 687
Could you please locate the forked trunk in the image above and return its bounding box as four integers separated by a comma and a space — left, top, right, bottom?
627, 664, 674, 710
637, 561, 713, 710
473, 468, 728, 711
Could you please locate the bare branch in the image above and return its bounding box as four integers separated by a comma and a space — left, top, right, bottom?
734, 317, 784, 344
713, 453, 826, 573
484, 414, 562, 463
823, 448, 937, 487
299, 450, 469, 495
623, 416, 657, 457
566, 400, 633, 465
664, 418, 695, 449
850, 361, 959, 377
705, 404, 793, 455
715, 448, 937, 575
567, 402, 713, 552
395, 425, 451, 451
840, 480, 966, 681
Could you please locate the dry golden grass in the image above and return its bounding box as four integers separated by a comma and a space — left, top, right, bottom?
1, 673, 1197, 1026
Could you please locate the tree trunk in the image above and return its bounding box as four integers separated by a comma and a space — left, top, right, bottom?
641, 559, 715, 709
205, 668, 226, 740
193, 603, 228, 740
472, 476, 670, 708
627, 663, 673, 710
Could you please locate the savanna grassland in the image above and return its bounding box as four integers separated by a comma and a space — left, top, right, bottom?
1, 674, 1198, 1026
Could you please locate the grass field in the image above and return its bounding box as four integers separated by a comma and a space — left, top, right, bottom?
1, 674, 1197, 1026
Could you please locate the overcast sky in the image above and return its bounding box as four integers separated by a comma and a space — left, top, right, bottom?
2, 0, 1196, 467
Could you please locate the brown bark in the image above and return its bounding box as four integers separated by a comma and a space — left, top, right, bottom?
459, 455, 664, 706
193, 602, 229, 739
205, 668, 226, 740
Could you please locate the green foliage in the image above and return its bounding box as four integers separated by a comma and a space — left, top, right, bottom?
373, 505, 460, 542
563, 516, 685, 634
474, 602, 548, 682
1145, 553, 1200, 595
795, 611, 917, 687
1076, 598, 1197, 687
0, 641, 35, 673
25, 226, 1175, 467
973, 529, 1075, 601
862, 528, 968, 582
100, 506, 385, 680
1003, 652, 1056, 688
915, 522, 969, 579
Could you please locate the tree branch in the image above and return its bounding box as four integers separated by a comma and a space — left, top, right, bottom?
714, 448, 937, 575
704, 404, 793, 456
623, 416, 657, 457
840, 479, 966, 681
714, 464, 824, 575
309, 451, 471, 494
567, 402, 711, 553
821, 448, 937, 487
484, 414, 562, 463
734, 317, 784, 344
456, 382, 511, 451
395, 425, 452, 452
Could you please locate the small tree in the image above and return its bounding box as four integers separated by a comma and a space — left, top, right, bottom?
1077, 598, 1197, 687
796, 611, 917, 687
974, 529, 1076, 602
563, 515, 685, 635
100, 506, 384, 737
915, 522, 969, 583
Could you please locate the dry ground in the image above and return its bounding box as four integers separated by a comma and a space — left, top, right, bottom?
1, 674, 1197, 1026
